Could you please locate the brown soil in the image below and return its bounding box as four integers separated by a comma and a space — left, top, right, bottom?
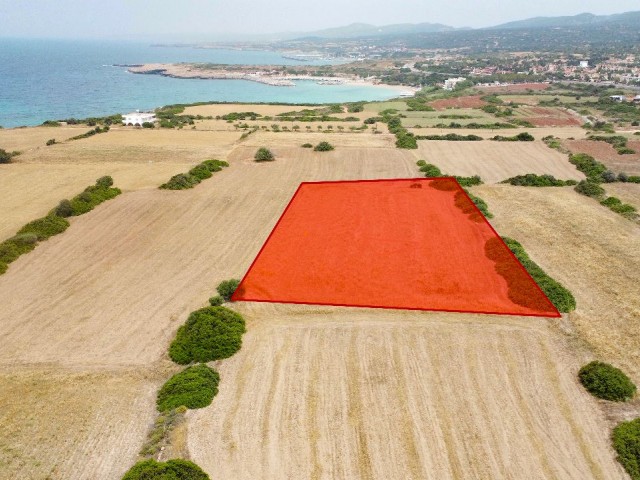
564, 140, 640, 175
430, 96, 487, 110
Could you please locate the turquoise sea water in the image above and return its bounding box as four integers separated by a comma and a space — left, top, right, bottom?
0, 38, 401, 128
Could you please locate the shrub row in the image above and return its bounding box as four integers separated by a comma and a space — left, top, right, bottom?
159, 159, 229, 190
416, 161, 483, 188
416, 133, 483, 141
0, 176, 120, 276
501, 174, 577, 187
465, 190, 493, 218
588, 135, 636, 155
433, 121, 518, 129
491, 132, 535, 142
501, 237, 576, 312
387, 117, 418, 149
68, 125, 109, 141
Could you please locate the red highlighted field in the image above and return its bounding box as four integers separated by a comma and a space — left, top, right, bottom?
233, 178, 560, 317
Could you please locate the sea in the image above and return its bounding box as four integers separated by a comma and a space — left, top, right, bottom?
0, 38, 402, 129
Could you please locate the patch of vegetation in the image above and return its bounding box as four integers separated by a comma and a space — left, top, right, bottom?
17, 215, 69, 240
364, 116, 383, 125
502, 237, 576, 313
579, 361, 636, 402
0, 149, 16, 164
406, 98, 436, 112
415, 161, 483, 187
67, 125, 109, 141
434, 122, 517, 130
122, 459, 210, 480
159, 160, 228, 190
221, 111, 262, 121
62, 177, 121, 216
217, 279, 240, 301
438, 114, 474, 119
169, 306, 246, 365
569, 153, 607, 182
601, 197, 638, 218
255, 147, 275, 162
157, 364, 220, 412
574, 180, 606, 199
139, 406, 187, 457
613, 418, 640, 480
386, 116, 418, 149
314, 141, 335, 152
208, 296, 224, 306
42, 120, 61, 127
419, 163, 442, 177
491, 132, 535, 142
455, 175, 483, 187
301, 143, 313, 148
588, 135, 636, 155
416, 133, 483, 141
46, 138, 57, 146
542, 135, 571, 154
501, 174, 577, 187
58, 113, 122, 126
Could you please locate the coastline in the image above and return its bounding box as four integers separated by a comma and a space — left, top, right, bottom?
126, 63, 416, 96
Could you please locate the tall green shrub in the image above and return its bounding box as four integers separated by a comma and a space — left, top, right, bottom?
169, 307, 246, 365
578, 361, 636, 401
217, 279, 240, 301
613, 418, 640, 480
156, 364, 220, 412
122, 459, 210, 480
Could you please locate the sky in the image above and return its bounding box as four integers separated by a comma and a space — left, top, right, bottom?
0, 0, 638, 40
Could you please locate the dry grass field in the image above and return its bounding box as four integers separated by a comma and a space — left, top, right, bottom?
605, 183, 640, 209
408, 126, 588, 140
0, 119, 636, 480
0, 125, 87, 152
414, 140, 584, 183
478, 185, 640, 382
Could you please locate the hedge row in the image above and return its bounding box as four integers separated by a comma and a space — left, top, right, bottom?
0, 176, 120, 276
415, 133, 483, 141
502, 237, 576, 313
416, 160, 483, 188
588, 135, 636, 155
491, 132, 535, 142
68, 125, 110, 141
159, 159, 229, 190
501, 174, 578, 187
387, 117, 418, 149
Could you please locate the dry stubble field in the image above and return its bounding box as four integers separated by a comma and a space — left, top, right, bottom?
0, 121, 636, 479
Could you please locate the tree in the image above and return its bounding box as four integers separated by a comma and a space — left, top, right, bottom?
314, 141, 334, 152
254, 147, 275, 162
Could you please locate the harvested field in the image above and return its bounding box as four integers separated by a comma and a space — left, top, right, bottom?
0, 162, 191, 239
0, 125, 87, 153
239, 130, 396, 148
477, 83, 551, 93
477, 185, 640, 382
409, 126, 588, 140
414, 140, 584, 183
0, 368, 158, 480
515, 106, 582, 127
564, 140, 640, 175
430, 96, 487, 110
496, 95, 599, 106
605, 183, 640, 209
188, 303, 624, 480
16, 128, 242, 164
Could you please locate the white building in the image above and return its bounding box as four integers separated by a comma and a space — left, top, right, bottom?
579, 61, 589, 68
443, 77, 466, 91
122, 111, 156, 126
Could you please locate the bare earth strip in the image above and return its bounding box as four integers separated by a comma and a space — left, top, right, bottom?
476, 185, 640, 381
414, 140, 584, 183
188, 304, 625, 480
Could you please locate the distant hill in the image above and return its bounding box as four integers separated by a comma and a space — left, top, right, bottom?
293, 22, 459, 40
491, 11, 640, 30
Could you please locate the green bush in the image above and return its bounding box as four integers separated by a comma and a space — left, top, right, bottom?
420, 163, 443, 177
574, 180, 605, 198
569, 153, 607, 182
578, 361, 636, 401
255, 147, 275, 161
502, 174, 577, 187
416, 160, 427, 167
416, 133, 483, 141
208, 296, 224, 306
613, 418, 640, 479
395, 133, 418, 149
491, 132, 535, 142
55, 199, 74, 218
169, 307, 246, 365
466, 190, 493, 219
122, 459, 210, 480
502, 237, 576, 312
68, 183, 121, 215
160, 173, 200, 190
0, 149, 11, 164
157, 364, 220, 412
142, 122, 155, 129
96, 175, 114, 188
314, 141, 335, 152
189, 164, 213, 181
17, 215, 69, 240
455, 175, 483, 187
0, 262, 6, 275
46, 139, 56, 146
0, 242, 21, 264
301, 143, 313, 148
217, 278, 240, 301
601, 197, 637, 216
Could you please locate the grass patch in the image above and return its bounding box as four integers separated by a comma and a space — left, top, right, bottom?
169, 306, 246, 365
579, 361, 636, 402
160, 159, 228, 190
613, 418, 640, 480
122, 459, 210, 480
501, 174, 577, 187
502, 237, 576, 313
139, 406, 187, 457
157, 364, 220, 412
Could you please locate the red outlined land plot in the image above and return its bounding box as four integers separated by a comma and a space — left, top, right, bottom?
232, 178, 560, 317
